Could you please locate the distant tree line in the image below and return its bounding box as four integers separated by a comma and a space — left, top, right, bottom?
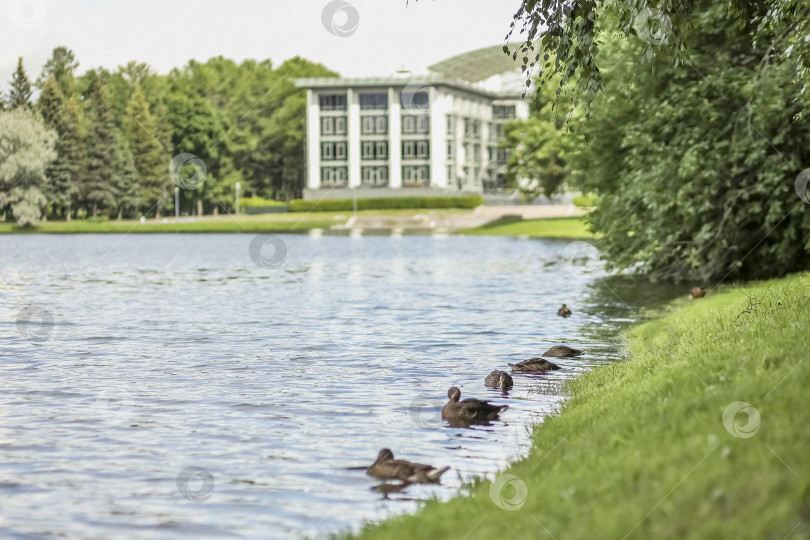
0, 48, 336, 225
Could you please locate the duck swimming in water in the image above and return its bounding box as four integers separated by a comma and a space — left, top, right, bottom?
541, 345, 584, 358
508, 358, 561, 373
557, 304, 572, 317
442, 387, 509, 422
366, 449, 449, 483
484, 370, 514, 391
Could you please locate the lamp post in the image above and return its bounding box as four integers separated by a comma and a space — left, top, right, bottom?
235, 182, 241, 214
174, 186, 179, 219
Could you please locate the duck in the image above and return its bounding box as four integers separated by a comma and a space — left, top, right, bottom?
484, 370, 514, 391
508, 358, 561, 373
442, 387, 509, 422
557, 304, 572, 317
690, 286, 706, 299
542, 345, 584, 358
366, 449, 450, 483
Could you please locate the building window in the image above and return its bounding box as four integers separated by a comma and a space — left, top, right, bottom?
447, 166, 454, 182
446, 115, 455, 136
321, 116, 347, 136
361, 166, 389, 187
361, 140, 388, 160
473, 144, 480, 161
463, 118, 470, 137
472, 120, 480, 136
361, 115, 388, 135
402, 165, 430, 187
489, 122, 503, 140
359, 93, 388, 110
493, 105, 516, 119
402, 140, 430, 160
322, 142, 347, 161
400, 89, 429, 110
447, 142, 455, 160
319, 94, 347, 111
402, 115, 430, 134
321, 166, 348, 187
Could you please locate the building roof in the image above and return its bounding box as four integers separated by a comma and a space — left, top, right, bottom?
427, 44, 523, 82
294, 75, 523, 100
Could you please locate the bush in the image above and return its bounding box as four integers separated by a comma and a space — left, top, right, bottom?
239, 197, 286, 208
288, 195, 484, 212
573, 193, 596, 208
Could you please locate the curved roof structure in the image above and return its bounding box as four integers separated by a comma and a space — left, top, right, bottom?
427, 44, 524, 82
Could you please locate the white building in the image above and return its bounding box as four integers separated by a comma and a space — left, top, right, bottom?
294, 45, 530, 199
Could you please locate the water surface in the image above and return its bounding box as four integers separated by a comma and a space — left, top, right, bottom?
0, 234, 677, 538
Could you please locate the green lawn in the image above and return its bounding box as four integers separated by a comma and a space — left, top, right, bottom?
349, 273, 810, 539
459, 216, 595, 239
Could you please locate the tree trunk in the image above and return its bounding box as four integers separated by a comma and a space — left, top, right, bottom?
117, 207, 123, 220
213, 206, 219, 216
66, 204, 71, 222
93, 202, 98, 217
197, 199, 203, 216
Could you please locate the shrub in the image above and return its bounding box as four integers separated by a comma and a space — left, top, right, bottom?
288, 195, 484, 212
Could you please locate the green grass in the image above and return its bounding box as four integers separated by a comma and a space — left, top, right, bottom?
349, 273, 810, 539
460, 216, 595, 239
0, 208, 474, 234
0, 216, 340, 234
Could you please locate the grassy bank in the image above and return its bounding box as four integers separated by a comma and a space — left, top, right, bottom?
460, 216, 595, 239
351, 273, 810, 539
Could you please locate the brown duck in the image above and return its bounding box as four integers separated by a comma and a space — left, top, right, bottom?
484, 370, 514, 391
542, 345, 584, 358
690, 287, 706, 299
557, 304, 572, 317
508, 358, 561, 373
366, 449, 449, 483
442, 387, 508, 422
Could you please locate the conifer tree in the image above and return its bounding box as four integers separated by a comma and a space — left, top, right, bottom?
123, 84, 167, 216
84, 77, 118, 216
8, 57, 33, 110
38, 77, 80, 220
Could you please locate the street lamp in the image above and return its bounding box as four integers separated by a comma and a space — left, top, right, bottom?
235, 182, 241, 214
174, 186, 179, 219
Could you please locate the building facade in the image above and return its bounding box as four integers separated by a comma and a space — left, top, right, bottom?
294, 46, 530, 199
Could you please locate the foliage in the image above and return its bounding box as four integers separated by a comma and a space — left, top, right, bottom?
349, 272, 810, 540
239, 196, 288, 208
288, 195, 484, 212
506, 0, 810, 117
83, 78, 120, 216
37, 47, 79, 98
8, 57, 33, 110
571, 1, 810, 282
0, 109, 57, 225
572, 193, 596, 208
38, 77, 80, 219
501, 81, 584, 200
123, 84, 167, 216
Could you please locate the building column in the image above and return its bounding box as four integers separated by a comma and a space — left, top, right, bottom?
306, 90, 320, 189
430, 88, 447, 189
347, 89, 361, 188
388, 87, 402, 189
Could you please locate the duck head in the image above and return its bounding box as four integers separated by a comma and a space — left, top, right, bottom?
498, 372, 511, 391
373, 448, 394, 466
447, 387, 461, 402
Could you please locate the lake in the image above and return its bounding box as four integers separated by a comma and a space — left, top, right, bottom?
0, 234, 676, 538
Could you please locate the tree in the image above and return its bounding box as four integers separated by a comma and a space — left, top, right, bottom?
37, 46, 79, 98
501, 81, 584, 200
8, 57, 33, 110
123, 84, 168, 216
570, 1, 810, 282
84, 77, 119, 216
506, 0, 810, 115
0, 109, 57, 226
38, 77, 81, 220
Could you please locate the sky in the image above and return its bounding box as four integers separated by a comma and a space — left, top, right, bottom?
1, 0, 524, 92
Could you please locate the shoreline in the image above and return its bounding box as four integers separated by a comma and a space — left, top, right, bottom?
0, 209, 594, 239
347, 273, 810, 539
